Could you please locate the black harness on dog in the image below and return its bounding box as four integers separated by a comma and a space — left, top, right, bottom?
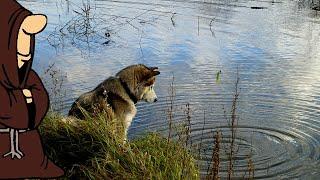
120, 80, 138, 104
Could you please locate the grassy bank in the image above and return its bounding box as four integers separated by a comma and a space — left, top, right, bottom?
39, 113, 199, 179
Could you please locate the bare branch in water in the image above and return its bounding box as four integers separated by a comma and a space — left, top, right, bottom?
209, 18, 216, 37
171, 12, 176, 27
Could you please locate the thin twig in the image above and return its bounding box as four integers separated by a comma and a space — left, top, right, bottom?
209, 18, 216, 37
171, 12, 176, 27
198, 16, 200, 35
228, 69, 240, 179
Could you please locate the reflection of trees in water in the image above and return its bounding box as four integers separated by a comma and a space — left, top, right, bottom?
46, 0, 161, 56
47, 0, 111, 54
197, 0, 241, 31
41, 63, 67, 113
45, 0, 244, 56
198, 0, 240, 18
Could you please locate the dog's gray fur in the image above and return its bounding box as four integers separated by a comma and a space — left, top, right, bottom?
68, 64, 160, 139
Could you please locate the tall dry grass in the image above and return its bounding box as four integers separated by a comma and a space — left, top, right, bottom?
40, 112, 199, 179
166, 73, 176, 142
206, 130, 221, 180
164, 71, 254, 180
227, 73, 240, 179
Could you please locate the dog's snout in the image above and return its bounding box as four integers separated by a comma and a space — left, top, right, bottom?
154, 98, 158, 102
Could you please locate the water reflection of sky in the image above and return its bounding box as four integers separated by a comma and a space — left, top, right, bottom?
19, 0, 320, 178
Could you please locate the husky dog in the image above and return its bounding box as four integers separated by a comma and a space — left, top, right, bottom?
68, 64, 160, 139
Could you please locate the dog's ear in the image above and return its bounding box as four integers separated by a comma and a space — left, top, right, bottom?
145, 70, 160, 80
148, 66, 159, 71
148, 66, 160, 76
143, 67, 160, 82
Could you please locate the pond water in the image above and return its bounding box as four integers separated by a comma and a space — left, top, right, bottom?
20, 0, 320, 178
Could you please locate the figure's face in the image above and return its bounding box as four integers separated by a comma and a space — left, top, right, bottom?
16, 15, 47, 69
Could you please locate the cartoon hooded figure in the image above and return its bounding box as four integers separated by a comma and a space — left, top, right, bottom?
0, 0, 64, 178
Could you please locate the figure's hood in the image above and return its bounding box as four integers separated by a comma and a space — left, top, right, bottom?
0, 0, 34, 89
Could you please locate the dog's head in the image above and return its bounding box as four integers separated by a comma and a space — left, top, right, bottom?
116, 64, 160, 103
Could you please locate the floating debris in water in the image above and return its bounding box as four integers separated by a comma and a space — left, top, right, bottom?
105, 32, 111, 37
171, 12, 176, 27
250, 6, 267, 9
102, 40, 111, 45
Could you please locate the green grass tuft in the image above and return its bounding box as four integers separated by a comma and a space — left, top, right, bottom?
39, 112, 199, 179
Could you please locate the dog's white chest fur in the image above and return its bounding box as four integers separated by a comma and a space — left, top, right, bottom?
123, 107, 137, 139
125, 110, 136, 128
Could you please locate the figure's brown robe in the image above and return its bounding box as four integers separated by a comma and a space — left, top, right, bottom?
0, 0, 64, 178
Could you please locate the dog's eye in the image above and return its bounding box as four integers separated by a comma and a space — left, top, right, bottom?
150, 86, 153, 90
